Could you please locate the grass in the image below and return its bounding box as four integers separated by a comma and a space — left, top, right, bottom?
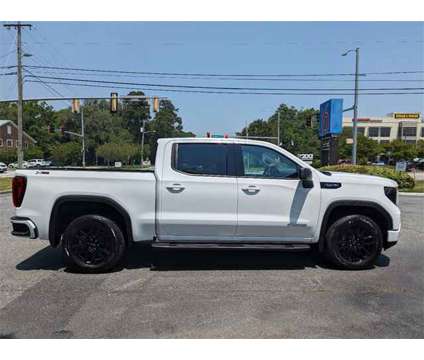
0, 177, 12, 192
401, 180, 424, 193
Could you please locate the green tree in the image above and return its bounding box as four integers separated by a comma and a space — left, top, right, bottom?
147, 99, 194, 163
338, 128, 383, 164
0, 149, 17, 164
382, 140, 417, 161
0, 101, 58, 156
121, 91, 151, 142
416, 140, 424, 158
239, 104, 320, 159
24, 146, 44, 160
50, 142, 82, 166
96, 142, 139, 165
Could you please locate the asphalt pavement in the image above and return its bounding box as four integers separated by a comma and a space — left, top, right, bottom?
0, 193, 423, 338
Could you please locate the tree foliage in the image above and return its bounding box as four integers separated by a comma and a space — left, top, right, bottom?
96, 143, 139, 164
239, 104, 320, 158
50, 142, 82, 166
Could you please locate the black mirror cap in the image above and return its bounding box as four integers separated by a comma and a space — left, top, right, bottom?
299, 167, 312, 180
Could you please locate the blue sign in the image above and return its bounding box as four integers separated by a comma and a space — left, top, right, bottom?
319, 99, 343, 138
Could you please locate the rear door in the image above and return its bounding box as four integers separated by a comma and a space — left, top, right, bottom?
157, 142, 238, 241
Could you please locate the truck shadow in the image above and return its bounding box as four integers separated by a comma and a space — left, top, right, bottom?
16, 244, 391, 272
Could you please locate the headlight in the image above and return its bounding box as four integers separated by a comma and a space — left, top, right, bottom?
384, 186, 397, 205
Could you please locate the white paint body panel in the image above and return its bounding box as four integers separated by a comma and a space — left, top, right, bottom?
14, 137, 401, 245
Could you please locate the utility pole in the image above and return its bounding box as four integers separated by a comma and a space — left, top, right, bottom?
3, 22, 32, 168
342, 47, 360, 165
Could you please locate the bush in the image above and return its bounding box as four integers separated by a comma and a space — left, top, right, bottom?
320, 164, 415, 190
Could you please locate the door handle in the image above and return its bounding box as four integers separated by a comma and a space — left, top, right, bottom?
241, 185, 260, 194
166, 183, 185, 193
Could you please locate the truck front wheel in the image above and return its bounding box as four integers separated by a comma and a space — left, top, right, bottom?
325, 215, 383, 270
62, 215, 126, 273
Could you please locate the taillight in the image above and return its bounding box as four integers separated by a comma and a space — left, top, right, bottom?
12, 176, 27, 208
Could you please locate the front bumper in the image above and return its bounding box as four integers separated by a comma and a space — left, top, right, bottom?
385, 228, 401, 249
10, 216, 38, 239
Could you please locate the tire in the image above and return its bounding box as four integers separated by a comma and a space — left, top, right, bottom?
62, 215, 126, 273
324, 215, 383, 270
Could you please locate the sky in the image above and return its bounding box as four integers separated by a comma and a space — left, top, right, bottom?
1, 21, 423, 136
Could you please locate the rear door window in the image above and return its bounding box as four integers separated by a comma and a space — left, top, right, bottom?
174, 143, 229, 176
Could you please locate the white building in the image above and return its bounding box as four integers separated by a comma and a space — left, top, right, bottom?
342, 113, 423, 144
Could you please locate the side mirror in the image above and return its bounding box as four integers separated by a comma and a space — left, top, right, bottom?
299, 167, 312, 180
299, 168, 314, 188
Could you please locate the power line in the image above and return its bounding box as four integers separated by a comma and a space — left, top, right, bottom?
24, 69, 424, 82
24, 75, 424, 92
26, 80, 424, 96
23, 65, 424, 78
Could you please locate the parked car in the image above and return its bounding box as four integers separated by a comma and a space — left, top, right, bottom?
27, 159, 49, 168
0, 162, 8, 173
372, 161, 386, 166
8, 161, 29, 169
10, 137, 401, 272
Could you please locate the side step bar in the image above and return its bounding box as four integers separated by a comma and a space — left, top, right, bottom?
152, 242, 311, 251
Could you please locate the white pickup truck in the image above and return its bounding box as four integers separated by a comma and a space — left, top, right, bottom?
10, 137, 401, 272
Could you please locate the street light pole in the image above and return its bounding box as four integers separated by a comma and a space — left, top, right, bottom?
342, 47, 360, 165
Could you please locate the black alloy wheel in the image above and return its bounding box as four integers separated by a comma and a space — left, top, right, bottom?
325, 215, 383, 270
63, 215, 126, 273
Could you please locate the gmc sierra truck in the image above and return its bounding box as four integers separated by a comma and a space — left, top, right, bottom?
10, 138, 401, 272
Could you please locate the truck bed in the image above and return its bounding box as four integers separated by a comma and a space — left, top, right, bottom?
15, 168, 157, 242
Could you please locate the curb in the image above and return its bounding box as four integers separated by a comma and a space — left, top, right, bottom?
399, 192, 424, 197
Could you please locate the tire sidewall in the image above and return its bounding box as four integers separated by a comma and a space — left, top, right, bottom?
325, 215, 383, 270
63, 215, 126, 273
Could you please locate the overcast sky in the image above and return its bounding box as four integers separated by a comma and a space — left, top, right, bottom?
1, 22, 423, 135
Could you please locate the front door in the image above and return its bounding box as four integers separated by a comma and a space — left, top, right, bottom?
235, 144, 320, 241
158, 142, 237, 241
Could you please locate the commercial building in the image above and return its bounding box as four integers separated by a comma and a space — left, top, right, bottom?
0, 119, 36, 149
342, 112, 423, 144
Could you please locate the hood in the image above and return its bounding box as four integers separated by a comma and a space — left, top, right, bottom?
318, 171, 398, 188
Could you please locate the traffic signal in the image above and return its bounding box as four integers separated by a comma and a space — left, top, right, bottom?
153, 97, 159, 112
71, 98, 80, 114
110, 92, 118, 113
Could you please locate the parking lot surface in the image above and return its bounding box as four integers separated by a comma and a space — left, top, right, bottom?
0, 193, 423, 338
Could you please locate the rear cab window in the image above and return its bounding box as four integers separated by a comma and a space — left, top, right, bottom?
173, 143, 231, 176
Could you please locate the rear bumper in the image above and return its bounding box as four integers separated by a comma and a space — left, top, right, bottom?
10, 216, 38, 239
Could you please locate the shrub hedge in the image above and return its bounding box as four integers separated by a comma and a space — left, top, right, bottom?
319, 164, 415, 190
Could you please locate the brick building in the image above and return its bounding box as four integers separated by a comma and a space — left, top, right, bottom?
0, 119, 37, 150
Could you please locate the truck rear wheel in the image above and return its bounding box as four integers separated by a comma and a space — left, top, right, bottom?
62, 215, 126, 273
325, 215, 383, 270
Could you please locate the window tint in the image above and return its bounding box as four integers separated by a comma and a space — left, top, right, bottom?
240, 145, 299, 179
175, 143, 228, 176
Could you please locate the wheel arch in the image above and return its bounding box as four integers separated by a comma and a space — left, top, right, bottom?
318, 200, 394, 252
49, 195, 133, 248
